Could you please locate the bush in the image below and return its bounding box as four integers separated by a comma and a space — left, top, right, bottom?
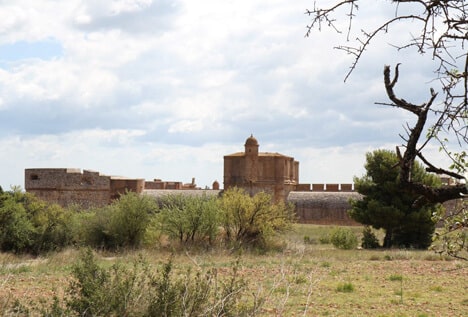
80, 192, 158, 250
0, 188, 74, 254
158, 194, 220, 247
336, 282, 355, 293
33, 249, 263, 316
330, 227, 358, 250
219, 188, 295, 248
0, 196, 35, 253
361, 226, 380, 249
66, 248, 151, 316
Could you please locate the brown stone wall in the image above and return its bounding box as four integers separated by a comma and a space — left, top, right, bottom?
25, 168, 110, 191
312, 184, 325, 191
310, 183, 355, 192
144, 180, 183, 190
25, 168, 145, 208
288, 192, 361, 225
25, 168, 112, 208
340, 184, 353, 191
223, 155, 246, 189
325, 184, 339, 191
145, 181, 165, 189
110, 178, 145, 199
27, 189, 111, 209
295, 184, 311, 191
256, 156, 274, 181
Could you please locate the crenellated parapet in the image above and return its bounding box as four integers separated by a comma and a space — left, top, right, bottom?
25, 168, 144, 208
308, 183, 355, 192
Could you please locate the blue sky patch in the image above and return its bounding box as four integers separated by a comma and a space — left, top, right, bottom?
0, 39, 63, 62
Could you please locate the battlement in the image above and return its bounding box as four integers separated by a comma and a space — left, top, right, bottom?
25, 168, 144, 208
293, 183, 354, 192
25, 168, 111, 191
311, 183, 354, 191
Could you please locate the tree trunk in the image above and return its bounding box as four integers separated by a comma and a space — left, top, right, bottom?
383, 229, 393, 248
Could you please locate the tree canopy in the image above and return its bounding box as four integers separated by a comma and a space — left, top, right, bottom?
349, 149, 442, 249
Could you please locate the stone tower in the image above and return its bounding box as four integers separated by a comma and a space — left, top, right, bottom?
224, 135, 300, 201
244, 134, 259, 185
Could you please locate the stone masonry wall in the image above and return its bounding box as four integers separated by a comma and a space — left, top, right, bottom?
25, 168, 143, 208
25, 168, 112, 208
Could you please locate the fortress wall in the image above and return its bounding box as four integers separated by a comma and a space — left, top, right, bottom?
295, 184, 311, 191
25, 168, 144, 208
325, 184, 339, 191
25, 168, 112, 208
110, 178, 145, 199
340, 184, 353, 191
25, 168, 110, 191
288, 191, 361, 225
32, 189, 111, 209
310, 183, 354, 192
145, 180, 183, 190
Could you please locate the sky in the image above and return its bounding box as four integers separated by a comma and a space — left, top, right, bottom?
0, 0, 458, 190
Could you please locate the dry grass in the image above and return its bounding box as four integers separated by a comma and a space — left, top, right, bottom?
1, 224, 467, 316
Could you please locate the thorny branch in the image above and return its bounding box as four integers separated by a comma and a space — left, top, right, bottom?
306, 1, 468, 204
383, 65, 467, 204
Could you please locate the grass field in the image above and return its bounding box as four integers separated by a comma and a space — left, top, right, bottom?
1, 224, 467, 316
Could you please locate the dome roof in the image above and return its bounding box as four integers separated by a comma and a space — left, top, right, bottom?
244, 134, 258, 146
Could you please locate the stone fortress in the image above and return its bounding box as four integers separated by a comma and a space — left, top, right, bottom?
25, 135, 361, 224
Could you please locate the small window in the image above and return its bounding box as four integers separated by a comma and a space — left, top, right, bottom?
30, 174, 39, 180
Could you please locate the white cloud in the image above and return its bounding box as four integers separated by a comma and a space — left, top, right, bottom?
0, 0, 459, 190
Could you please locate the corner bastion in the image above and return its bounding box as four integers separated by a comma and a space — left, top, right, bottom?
25, 168, 144, 208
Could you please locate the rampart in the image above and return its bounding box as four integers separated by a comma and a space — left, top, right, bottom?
25, 168, 144, 208
288, 191, 360, 225
304, 183, 355, 191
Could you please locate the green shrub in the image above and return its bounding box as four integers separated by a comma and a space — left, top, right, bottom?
80, 192, 158, 250
336, 282, 355, 293
0, 188, 74, 254
388, 274, 403, 281
158, 194, 220, 247
303, 235, 315, 244
361, 226, 380, 249
318, 233, 331, 244
0, 196, 35, 253
66, 248, 151, 316
219, 188, 295, 248
330, 227, 358, 250
38, 249, 262, 317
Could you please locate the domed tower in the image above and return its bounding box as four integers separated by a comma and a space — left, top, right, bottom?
244, 134, 259, 189
244, 134, 259, 157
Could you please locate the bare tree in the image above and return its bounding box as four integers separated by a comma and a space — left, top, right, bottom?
305, 0, 467, 202
306, 1, 467, 258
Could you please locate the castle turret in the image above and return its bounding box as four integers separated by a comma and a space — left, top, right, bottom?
244, 134, 259, 157
244, 134, 259, 187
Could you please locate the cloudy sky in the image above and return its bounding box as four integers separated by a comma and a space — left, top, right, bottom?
0, 0, 456, 190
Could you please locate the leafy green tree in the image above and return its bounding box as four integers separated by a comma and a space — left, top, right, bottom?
218, 187, 295, 248
349, 149, 442, 249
